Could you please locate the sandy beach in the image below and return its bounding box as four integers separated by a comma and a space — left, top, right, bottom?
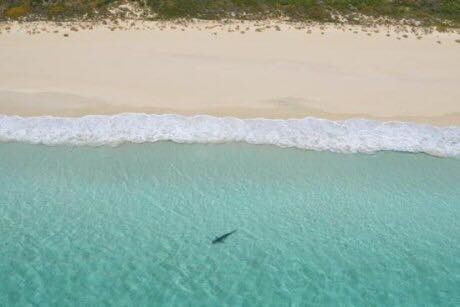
0, 20, 459, 125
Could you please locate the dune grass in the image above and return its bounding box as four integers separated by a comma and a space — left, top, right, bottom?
1, 0, 459, 28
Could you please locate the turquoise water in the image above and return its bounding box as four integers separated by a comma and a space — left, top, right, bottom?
0, 143, 459, 306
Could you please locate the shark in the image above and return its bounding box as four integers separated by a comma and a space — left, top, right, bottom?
211, 230, 237, 244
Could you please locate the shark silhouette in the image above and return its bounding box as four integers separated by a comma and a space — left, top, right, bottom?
212, 230, 237, 244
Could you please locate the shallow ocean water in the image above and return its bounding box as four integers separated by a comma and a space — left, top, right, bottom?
0, 142, 459, 306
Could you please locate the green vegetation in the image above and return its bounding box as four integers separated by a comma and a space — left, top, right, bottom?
1, 0, 459, 27
0, 0, 118, 19
5, 4, 31, 19
3, 0, 29, 18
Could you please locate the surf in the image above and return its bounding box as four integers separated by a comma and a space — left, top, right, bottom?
0, 113, 459, 157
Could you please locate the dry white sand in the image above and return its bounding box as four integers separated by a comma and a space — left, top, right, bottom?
0, 20, 459, 125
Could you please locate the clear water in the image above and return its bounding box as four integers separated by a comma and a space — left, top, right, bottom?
0, 143, 459, 306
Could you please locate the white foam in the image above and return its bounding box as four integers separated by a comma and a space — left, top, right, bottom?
0, 114, 459, 157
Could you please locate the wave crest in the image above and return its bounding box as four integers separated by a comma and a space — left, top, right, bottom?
0, 114, 459, 157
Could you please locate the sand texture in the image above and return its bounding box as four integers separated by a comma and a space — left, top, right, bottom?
1, 20, 459, 125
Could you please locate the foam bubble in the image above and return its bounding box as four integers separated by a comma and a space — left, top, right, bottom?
0, 114, 459, 157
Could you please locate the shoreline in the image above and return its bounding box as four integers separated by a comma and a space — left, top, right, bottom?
1, 20, 459, 126
1, 113, 459, 158
1, 101, 459, 127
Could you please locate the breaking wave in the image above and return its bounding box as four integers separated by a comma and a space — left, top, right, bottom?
0, 114, 459, 157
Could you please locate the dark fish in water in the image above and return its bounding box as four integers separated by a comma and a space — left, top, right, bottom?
212, 230, 237, 244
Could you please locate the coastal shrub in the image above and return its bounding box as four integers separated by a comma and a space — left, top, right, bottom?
43, 0, 118, 19
0, 0, 459, 27
48, 4, 65, 16
5, 4, 30, 19
142, 0, 460, 24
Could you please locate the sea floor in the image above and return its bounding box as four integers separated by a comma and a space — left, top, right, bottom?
0, 143, 459, 306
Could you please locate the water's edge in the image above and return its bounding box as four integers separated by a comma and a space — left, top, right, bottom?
1, 113, 459, 157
